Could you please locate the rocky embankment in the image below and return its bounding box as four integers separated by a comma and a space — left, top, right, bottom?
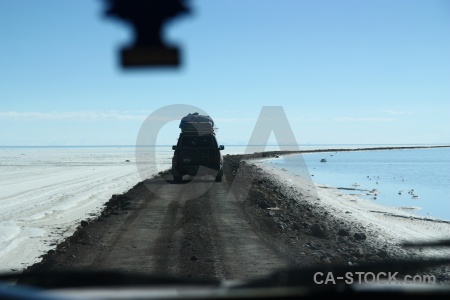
222, 153, 396, 265
222, 151, 449, 283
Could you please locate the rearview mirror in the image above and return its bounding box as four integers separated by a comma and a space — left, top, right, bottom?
219, 145, 225, 150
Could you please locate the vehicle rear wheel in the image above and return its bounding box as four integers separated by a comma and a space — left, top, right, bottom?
174, 175, 182, 183
215, 175, 222, 182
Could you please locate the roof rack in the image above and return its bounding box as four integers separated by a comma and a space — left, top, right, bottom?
180, 122, 215, 135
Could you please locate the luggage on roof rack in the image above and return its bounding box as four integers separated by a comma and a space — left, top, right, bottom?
181, 122, 214, 135
179, 112, 214, 129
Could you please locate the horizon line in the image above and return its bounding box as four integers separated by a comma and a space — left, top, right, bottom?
1, 143, 449, 148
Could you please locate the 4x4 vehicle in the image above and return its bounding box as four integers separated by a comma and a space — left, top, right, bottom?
171, 122, 225, 183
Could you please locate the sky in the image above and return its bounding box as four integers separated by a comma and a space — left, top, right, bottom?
1, 0, 449, 146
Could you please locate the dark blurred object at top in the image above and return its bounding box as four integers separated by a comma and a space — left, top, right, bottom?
104, 0, 191, 68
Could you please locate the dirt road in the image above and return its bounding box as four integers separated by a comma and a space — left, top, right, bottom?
92, 171, 287, 280
28, 162, 298, 281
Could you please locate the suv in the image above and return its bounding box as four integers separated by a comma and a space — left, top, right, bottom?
171, 124, 225, 183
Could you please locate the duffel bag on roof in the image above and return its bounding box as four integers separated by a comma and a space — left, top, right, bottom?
179, 112, 214, 128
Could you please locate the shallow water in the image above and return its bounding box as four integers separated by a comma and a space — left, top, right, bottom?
266, 147, 450, 221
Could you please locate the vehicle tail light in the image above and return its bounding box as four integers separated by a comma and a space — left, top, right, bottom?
172, 151, 177, 165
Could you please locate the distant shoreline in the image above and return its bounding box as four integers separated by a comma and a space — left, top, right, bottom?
238, 145, 450, 159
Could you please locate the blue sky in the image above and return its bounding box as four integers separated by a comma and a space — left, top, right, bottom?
1, 0, 449, 146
